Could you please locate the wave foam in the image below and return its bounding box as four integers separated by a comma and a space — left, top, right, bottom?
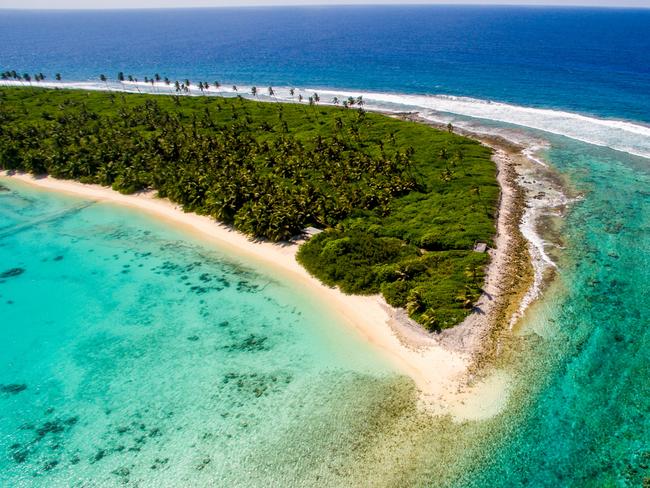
311, 89, 650, 160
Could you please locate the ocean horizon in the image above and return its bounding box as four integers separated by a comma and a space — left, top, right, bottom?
1, 5, 649, 486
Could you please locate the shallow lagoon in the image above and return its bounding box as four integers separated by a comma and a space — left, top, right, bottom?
0, 179, 403, 486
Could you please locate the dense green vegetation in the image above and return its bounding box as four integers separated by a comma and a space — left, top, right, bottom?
0, 87, 498, 330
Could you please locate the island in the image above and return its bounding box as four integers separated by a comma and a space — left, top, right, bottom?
0, 83, 539, 407
0, 86, 501, 330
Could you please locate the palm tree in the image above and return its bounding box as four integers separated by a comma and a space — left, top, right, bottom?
99, 74, 109, 91
232, 85, 238, 92
406, 289, 423, 316
251, 86, 258, 98
117, 72, 125, 83
440, 167, 454, 183
456, 284, 474, 309
55, 73, 61, 81
124, 74, 138, 92
162, 77, 171, 94
332, 96, 340, 105
289, 88, 295, 97
268, 86, 278, 102
464, 264, 479, 282
470, 185, 488, 216
420, 309, 439, 332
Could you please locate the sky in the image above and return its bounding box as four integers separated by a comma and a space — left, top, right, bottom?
1, 0, 649, 9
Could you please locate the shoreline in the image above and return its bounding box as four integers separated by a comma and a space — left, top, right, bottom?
2, 171, 471, 409
0, 91, 563, 421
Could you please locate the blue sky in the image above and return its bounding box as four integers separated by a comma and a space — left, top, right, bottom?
2, 0, 649, 9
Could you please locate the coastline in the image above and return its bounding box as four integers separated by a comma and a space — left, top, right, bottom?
1, 171, 469, 407
0, 94, 563, 421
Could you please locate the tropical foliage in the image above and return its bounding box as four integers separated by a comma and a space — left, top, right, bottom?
0, 87, 498, 330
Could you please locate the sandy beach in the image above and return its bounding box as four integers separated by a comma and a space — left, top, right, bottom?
1, 125, 553, 421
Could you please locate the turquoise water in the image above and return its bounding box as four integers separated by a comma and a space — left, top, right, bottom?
0, 179, 402, 486
448, 139, 650, 487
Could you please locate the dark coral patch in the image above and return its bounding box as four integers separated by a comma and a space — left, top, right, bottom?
91, 449, 106, 463
1, 383, 27, 395
0, 268, 25, 279
11, 447, 28, 464
236, 280, 259, 293
221, 371, 292, 398
189, 285, 210, 295
112, 467, 130, 478
225, 334, 269, 352
35, 420, 65, 440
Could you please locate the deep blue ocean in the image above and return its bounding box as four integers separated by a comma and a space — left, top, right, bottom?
1, 6, 650, 487
1, 6, 650, 123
